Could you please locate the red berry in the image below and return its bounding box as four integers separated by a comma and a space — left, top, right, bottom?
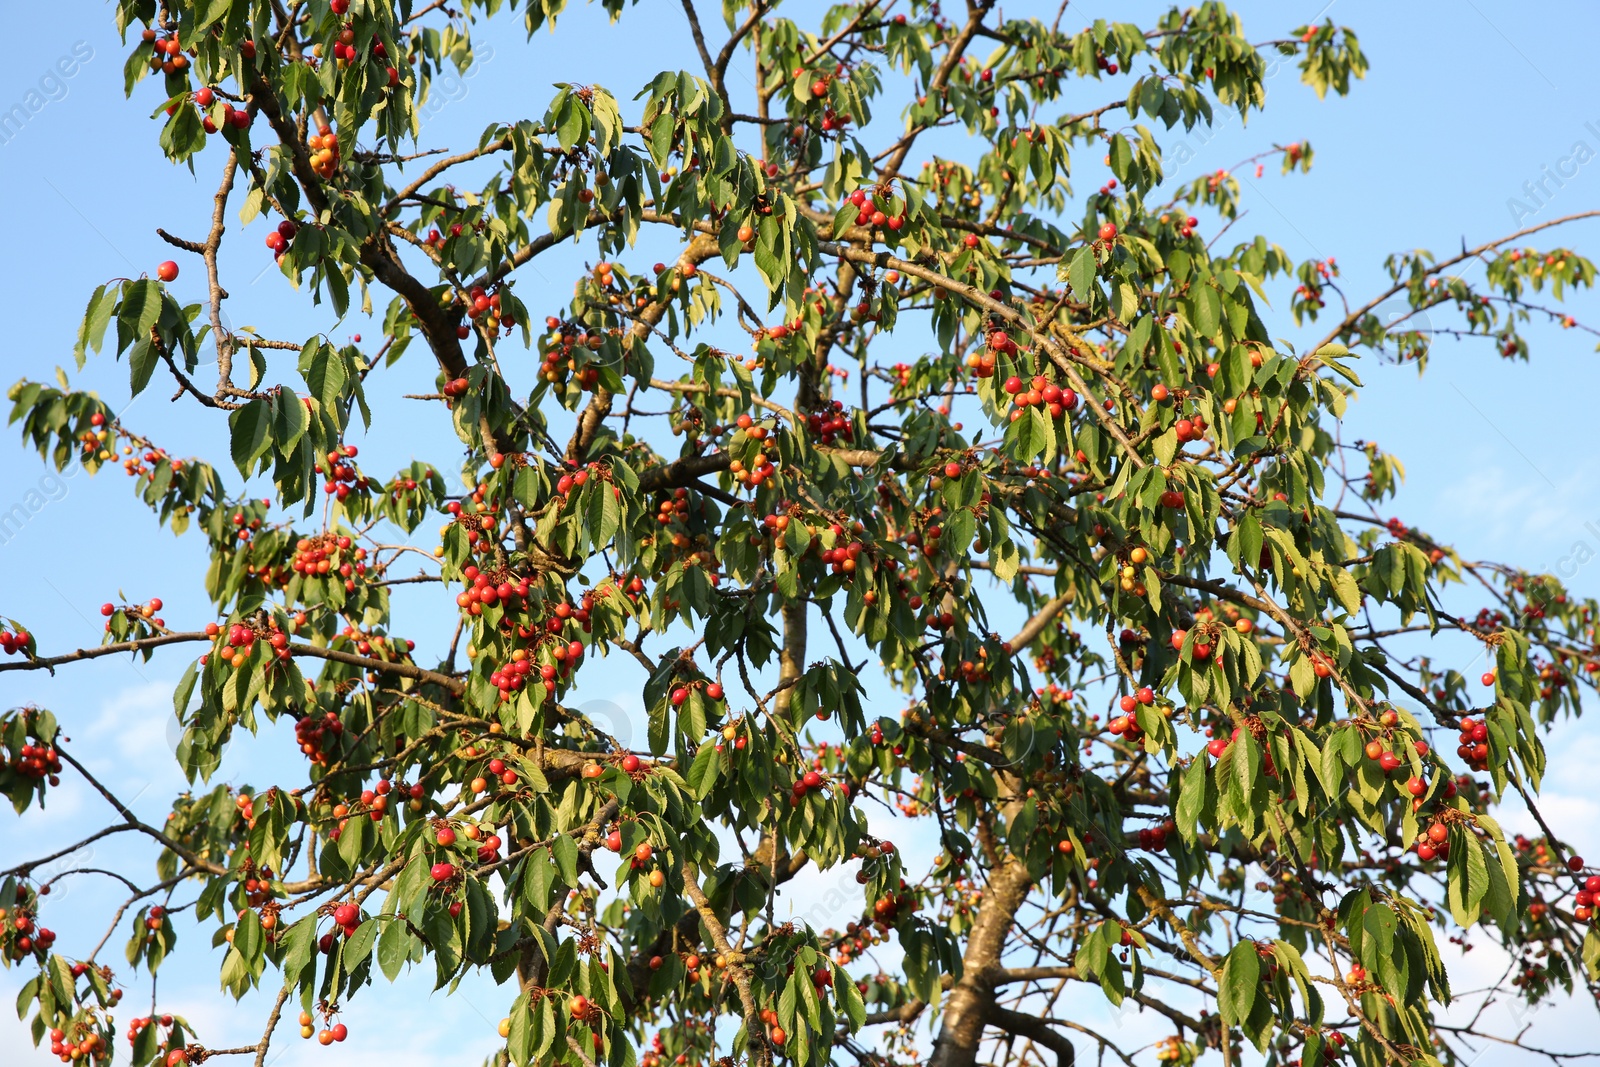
156, 261, 179, 282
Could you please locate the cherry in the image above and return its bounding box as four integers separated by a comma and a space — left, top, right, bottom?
621, 754, 642, 774
332, 903, 358, 926
430, 862, 456, 881
1481, 671, 1496, 686
635, 842, 654, 862
1405, 776, 1425, 797
1568, 855, 1585, 872
670, 687, 689, 706
705, 682, 723, 701
157, 261, 179, 282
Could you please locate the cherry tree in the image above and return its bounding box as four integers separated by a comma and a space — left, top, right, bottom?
4, 2, 1600, 1066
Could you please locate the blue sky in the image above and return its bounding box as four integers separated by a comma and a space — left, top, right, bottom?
3, 1, 1600, 1063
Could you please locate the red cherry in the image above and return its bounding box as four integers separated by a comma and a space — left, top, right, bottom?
430, 862, 456, 881
1568, 855, 1586, 872
1098, 222, 1117, 241
156, 261, 179, 282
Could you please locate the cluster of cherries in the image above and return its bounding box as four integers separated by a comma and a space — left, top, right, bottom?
1412, 820, 1453, 863
187, 87, 252, 134
4, 904, 55, 959
299, 1008, 349, 1045
51, 1025, 109, 1064
457, 284, 514, 339
0, 625, 31, 655
9, 736, 61, 782
1002, 373, 1079, 420
1150, 384, 1211, 440
729, 450, 778, 490
124, 1015, 178, 1050
202, 620, 289, 669
320, 443, 369, 501
141, 27, 191, 74
802, 399, 854, 445
294, 710, 345, 764
540, 303, 616, 381
292, 533, 367, 581
1572, 874, 1600, 923
1455, 714, 1491, 771
1135, 820, 1174, 852
100, 597, 165, 631
842, 186, 906, 231
263, 218, 298, 262
1107, 687, 1155, 743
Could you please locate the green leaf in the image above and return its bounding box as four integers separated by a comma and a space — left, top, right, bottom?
75, 284, 113, 367
300, 339, 348, 413
128, 340, 159, 398
1218, 941, 1260, 1025
1068, 246, 1097, 302
228, 399, 272, 477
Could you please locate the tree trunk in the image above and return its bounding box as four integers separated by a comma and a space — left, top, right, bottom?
779, 601, 807, 684
927, 857, 1035, 1067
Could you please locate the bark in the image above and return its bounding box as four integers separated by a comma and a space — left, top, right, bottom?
926, 857, 1035, 1067
779, 601, 807, 685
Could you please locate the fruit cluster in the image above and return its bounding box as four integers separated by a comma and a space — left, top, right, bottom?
141, 27, 190, 74
3, 901, 55, 960
1455, 714, 1491, 772
1573, 874, 1600, 922
8, 736, 61, 782
1001, 373, 1078, 420
320, 443, 368, 500
842, 186, 905, 231
538, 312, 611, 382
264, 218, 298, 261
307, 124, 342, 180
459, 284, 512, 339
802, 398, 854, 445
0, 625, 33, 655
51, 1024, 109, 1064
